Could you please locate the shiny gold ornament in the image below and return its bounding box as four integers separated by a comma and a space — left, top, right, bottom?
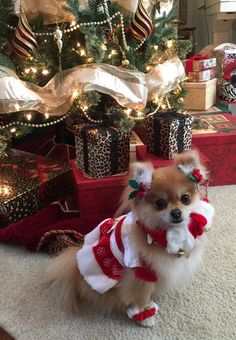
173, 86, 181, 95
166, 39, 174, 49
177, 97, 184, 104
121, 59, 130, 66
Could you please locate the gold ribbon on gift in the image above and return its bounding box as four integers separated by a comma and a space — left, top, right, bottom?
0, 57, 185, 116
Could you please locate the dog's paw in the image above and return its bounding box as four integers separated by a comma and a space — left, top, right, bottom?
127, 301, 158, 327
127, 306, 140, 319
138, 315, 155, 327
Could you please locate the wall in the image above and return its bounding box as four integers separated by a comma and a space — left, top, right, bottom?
187, 0, 236, 53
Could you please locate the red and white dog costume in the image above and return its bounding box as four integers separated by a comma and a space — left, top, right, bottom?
76, 198, 214, 322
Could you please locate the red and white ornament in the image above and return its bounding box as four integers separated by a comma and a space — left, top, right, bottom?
130, 0, 153, 41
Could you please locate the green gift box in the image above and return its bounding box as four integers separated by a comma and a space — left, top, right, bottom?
0, 149, 73, 228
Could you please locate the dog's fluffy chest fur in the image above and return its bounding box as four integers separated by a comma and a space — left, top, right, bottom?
133, 224, 206, 295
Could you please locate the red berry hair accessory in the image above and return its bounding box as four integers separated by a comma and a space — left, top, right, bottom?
178, 164, 204, 190
188, 168, 203, 184
128, 179, 149, 200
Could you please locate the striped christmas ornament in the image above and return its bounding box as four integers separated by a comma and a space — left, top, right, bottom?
130, 0, 153, 41
12, 7, 38, 59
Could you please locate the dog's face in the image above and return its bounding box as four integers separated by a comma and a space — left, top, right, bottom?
142, 166, 199, 228
130, 150, 207, 230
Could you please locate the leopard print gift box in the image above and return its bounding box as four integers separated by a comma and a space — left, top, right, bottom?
144, 111, 193, 159
74, 124, 130, 178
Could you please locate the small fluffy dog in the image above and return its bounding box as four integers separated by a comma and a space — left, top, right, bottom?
46, 150, 214, 327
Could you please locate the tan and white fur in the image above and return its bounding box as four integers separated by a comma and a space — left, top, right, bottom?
45, 150, 214, 327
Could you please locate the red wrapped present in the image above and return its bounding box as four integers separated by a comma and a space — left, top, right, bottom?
0, 195, 118, 252
70, 160, 128, 218
192, 113, 236, 186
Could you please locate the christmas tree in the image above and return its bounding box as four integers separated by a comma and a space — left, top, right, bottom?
0, 0, 191, 154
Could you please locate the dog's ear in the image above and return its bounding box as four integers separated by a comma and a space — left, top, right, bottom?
115, 162, 154, 216
129, 162, 154, 186
173, 150, 208, 180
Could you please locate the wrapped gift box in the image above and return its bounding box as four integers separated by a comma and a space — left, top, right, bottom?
192, 57, 216, 71
144, 111, 193, 159
212, 45, 236, 79
219, 79, 236, 102
0, 149, 73, 227
187, 68, 216, 82
192, 113, 236, 186
184, 78, 217, 110
74, 124, 130, 178
185, 55, 216, 72
70, 160, 128, 218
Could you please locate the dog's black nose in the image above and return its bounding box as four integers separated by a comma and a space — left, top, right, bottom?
170, 209, 182, 220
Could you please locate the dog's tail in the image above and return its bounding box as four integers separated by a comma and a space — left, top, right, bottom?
45, 246, 81, 312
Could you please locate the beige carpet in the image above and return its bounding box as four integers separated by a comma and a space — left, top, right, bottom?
0, 186, 236, 340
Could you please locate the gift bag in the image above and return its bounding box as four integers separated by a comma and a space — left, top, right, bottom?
145, 111, 193, 159
74, 124, 130, 178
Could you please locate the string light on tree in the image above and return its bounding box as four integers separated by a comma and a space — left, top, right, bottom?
0, 184, 12, 198
42, 69, 49, 75
0, 0, 188, 150
124, 108, 132, 116
26, 113, 32, 121
80, 48, 86, 56
31, 67, 37, 74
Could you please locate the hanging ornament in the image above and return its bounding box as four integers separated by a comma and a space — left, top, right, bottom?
177, 97, 184, 104
130, 0, 154, 41
12, 6, 38, 59
102, 0, 113, 39
54, 27, 63, 88
54, 27, 63, 53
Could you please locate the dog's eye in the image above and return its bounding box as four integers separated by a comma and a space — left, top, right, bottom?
155, 199, 167, 210
181, 194, 190, 205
